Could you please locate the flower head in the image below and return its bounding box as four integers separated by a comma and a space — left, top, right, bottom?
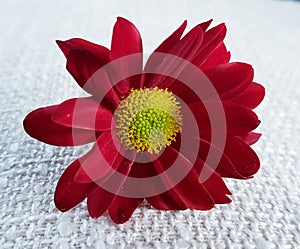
23, 17, 264, 224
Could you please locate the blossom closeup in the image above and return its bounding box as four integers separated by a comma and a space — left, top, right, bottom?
23, 17, 265, 224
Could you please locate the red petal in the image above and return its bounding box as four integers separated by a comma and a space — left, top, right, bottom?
151, 147, 215, 210
52, 97, 112, 131
23, 105, 96, 146
142, 20, 187, 89
154, 20, 187, 53
65, 50, 98, 86
198, 137, 260, 179
222, 102, 260, 135
54, 156, 94, 211
110, 17, 143, 93
56, 38, 110, 60
111, 17, 143, 60
108, 196, 143, 224
87, 186, 114, 218
223, 136, 260, 177
193, 157, 231, 204
200, 42, 231, 71
199, 19, 213, 31
192, 23, 227, 68
86, 149, 136, 219
189, 101, 260, 138
232, 82, 265, 109
144, 25, 204, 88
204, 62, 254, 100
197, 137, 245, 179
167, 80, 200, 104
147, 190, 187, 210
240, 132, 262, 145
131, 161, 187, 210
74, 131, 121, 183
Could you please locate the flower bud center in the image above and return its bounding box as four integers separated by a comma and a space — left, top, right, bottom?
114, 87, 182, 153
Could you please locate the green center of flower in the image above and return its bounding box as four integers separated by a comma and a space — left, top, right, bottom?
115, 87, 182, 153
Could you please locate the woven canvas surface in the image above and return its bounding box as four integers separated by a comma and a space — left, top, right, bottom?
1, 0, 299, 248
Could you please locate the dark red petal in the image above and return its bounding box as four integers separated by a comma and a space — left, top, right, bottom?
198, 138, 245, 179
108, 196, 143, 224
204, 62, 254, 100
65, 50, 120, 108
144, 25, 204, 88
131, 161, 187, 210
110, 17, 143, 93
97, 149, 136, 194
154, 20, 187, 53
152, 147, 215, 210
87, 186, 114, 218
223, 136, 260, 177
200, 42, 231, 71
240, 132, 262, 145
232, 82, 265, 109
189, 101, 260, 138
142, 20, 187, 89
86, 150, 136, 219
52, 97, 112, 131
198, 137, 260, 179
54, 156, 94, 211
74, 131, 121, 183
193, 157, 231, 204
222, 102, 260, 135
192, 23, 227, 68
147, 190, 187, 210
65, 50, 102, 89
199, 19, 213, 31
23, 105, 96, 146
56, 38, 110, 60
167, 80, 200, 105
111, 17, 143, 60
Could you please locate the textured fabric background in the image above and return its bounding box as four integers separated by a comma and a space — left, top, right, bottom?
0, 0, 299, 248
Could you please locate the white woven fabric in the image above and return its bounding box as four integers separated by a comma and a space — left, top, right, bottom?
1, 0, 299, 248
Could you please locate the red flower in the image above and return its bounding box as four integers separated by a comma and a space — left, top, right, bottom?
23, 17, 264, 224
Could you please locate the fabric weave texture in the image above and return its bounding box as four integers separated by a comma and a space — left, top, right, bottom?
0, 0, 299, 248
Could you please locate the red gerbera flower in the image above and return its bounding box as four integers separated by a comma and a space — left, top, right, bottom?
23, 17, 265, 224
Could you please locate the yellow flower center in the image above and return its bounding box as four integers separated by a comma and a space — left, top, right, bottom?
114, 87, 182, 154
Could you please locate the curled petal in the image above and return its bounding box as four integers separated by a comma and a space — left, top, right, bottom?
57, 39, 120, 107
23, 105, 96, 146
66, 49, 100, 88
56, 38, 110, 60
